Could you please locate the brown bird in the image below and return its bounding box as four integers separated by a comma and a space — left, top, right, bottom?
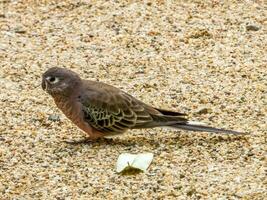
42, 67, 245, 141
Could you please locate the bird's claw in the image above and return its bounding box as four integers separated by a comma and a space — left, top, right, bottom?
63, 137, 112, 145
63, 138, 95, 144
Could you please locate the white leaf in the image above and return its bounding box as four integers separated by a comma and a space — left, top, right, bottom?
116, 153, 154, 173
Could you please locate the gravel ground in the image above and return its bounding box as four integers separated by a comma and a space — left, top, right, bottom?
0, 0, 266, 199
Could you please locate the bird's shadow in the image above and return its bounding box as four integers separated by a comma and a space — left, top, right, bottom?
63, 133, 249, 149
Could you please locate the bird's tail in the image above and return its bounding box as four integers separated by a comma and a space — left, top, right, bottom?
169, 121, 245, 135
139, 107, 246, 135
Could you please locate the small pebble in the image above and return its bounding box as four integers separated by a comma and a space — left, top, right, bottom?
196, 107, 212, 115
48, 114, 61, 122
246, 25, 260, 31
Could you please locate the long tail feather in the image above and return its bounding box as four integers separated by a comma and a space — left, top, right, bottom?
170, 121, 246, 135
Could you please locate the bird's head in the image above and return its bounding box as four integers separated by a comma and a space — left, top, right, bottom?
42, 67, 82, 96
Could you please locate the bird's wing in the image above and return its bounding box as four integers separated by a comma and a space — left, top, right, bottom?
79, 81, 155, 134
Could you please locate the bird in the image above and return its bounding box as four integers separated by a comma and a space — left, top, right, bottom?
42, 67, 245, 142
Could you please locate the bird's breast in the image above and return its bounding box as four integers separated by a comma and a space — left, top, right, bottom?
53, 95, 82, 124
52, 95, 96, 136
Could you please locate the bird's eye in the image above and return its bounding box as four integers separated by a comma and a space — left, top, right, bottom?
50, 77, 56, 82
46, 76, 60, 84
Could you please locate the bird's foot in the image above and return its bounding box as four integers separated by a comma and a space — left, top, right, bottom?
63, 137, 112, 145
63, 137, 99, 144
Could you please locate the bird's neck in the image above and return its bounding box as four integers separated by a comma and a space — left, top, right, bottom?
53, 93, 72, 108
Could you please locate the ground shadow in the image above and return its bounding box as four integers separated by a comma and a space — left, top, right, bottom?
63, 132, 249, 149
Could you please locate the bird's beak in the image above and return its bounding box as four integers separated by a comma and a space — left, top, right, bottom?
41, 79, 47, 90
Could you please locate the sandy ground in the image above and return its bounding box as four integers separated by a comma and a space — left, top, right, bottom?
0, 0, 266, 199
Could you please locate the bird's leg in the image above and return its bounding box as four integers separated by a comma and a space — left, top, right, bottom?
64, 129, 111, 144
63, 137, 98, 144
64, 136, 112, 144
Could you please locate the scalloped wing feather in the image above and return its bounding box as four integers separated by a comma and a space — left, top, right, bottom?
80, 81, 154, 134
